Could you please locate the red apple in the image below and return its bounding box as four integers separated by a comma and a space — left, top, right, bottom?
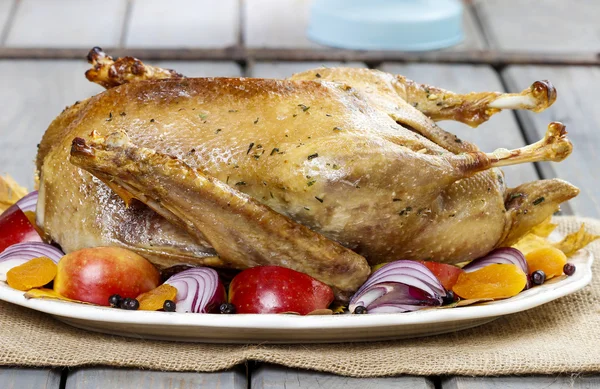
419, 261, 464, 290
54, 247, 160, 305
0, 204, 42, 253
228, 266, 334, 314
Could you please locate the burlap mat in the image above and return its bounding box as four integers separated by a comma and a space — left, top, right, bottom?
1, 216, 599, 377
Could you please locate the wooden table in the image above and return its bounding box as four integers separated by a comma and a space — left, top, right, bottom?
1, 0, 599, 387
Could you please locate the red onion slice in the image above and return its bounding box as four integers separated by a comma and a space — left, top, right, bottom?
463, 248, 528, 274
353, 260, 445, 300
164, 267, 226, 313
0, 242, 63, 281
349, 260, 446, 314
16, 191, 38, 213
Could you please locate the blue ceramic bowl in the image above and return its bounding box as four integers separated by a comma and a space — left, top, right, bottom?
307, 0, 464, 51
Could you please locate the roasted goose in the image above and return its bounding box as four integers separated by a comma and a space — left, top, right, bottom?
36, 48, 578, 300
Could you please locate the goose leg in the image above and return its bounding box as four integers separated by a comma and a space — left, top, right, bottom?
445, 122, 572, 175
397, 76, 557, 127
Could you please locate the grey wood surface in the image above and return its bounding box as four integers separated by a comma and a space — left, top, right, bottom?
125, 0, 240, 49
5, 0, 127, 48
0, 60, 102, 189
0, 0, 13, 42
243, 0, 323, 49
474, 0, 600, 53
0, 367, 62, 389
379, 63, 539, 188
248, 61, 365, 78
448, 2, 488, 51
65, 367, 247, 389
252, 365, 434, 389
502, 65, 600, 218
443, 375, 600, 389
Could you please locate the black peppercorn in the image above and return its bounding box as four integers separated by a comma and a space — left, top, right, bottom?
353, 306, 368, 314
121, 298, 139, 310
442, 290, 455, 305
563, 263, 576, 276
531, 270, 546, 285
163, 300, 176, 312
219, 303, 236, 314
108, 294, 122, 308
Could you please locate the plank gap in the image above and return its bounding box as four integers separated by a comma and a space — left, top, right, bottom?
469, 0, 495, 49
495, 66, 544, 181
237, 0, 245, 47
59, 368, 68, 389
119, 0, 134, 48
0, 0, 19, 46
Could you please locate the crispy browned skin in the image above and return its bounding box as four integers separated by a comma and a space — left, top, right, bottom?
69, 132, 370, 300
36, 51, 578, 300
292, 68, 557, 129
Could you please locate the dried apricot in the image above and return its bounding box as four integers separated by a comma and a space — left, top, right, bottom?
24, 288, 80, 303
6, 257, 57, 291
525, 246, 567, 278
136, 284, 177, 311
452, 264, 527, 300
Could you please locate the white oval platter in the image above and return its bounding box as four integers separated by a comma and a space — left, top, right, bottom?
0, 250, 592, 344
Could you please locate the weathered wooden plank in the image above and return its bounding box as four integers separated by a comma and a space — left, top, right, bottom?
251, 364, 434, 389
443, 375, 600, 389
379, 63, 539, 188
5, 0, 127, 48
0, 0, 14, 41
65, 367, 247, 389
0, 60, 103, 188
0, 368, 62, 389
474, 0, 600, 53
125, 0, 239, 49
244, 0, 322, 49
153, 61, 243, 77
244, 0, 485, 50
502, 65, 600, 217
248, 61, 365, 78
448, 2, 487, 51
